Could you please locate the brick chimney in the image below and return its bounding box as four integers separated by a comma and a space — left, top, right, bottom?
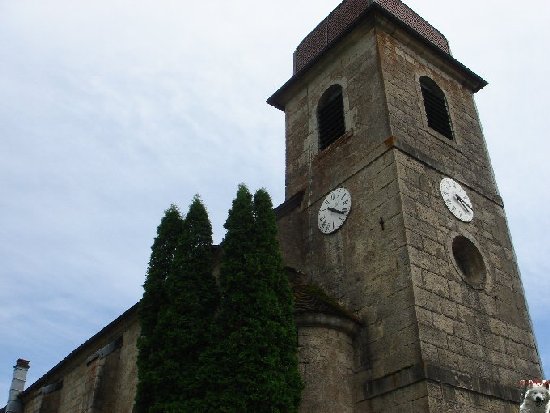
5, 359, 30, 413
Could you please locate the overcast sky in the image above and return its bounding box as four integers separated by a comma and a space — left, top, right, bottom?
1, 0, 549, 401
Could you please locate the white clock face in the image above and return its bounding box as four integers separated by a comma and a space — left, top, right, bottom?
318, 187, 351, 234
440, 178, 473, 222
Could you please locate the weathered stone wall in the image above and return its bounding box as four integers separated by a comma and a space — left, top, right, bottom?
361, 381, 429, 412
428, 381, 518, 412
278, 7, 541, 412
20, 307, 139, 413
297, 318, 355, 413
276, 192, 307, 272
376, 18, 499, 200
278, 13, 425, 412
395, 151, 541, 379
283, 19, 391, 200
375, 11, 542, 411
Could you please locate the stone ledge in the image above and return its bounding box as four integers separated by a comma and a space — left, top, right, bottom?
296, 312, 361, 337
364, 362, 521, 403
274, 190, 305, 219
85, 336, 124, 366
40, 380, 63, 395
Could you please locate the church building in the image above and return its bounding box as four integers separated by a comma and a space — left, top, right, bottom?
3, 0, 542, 412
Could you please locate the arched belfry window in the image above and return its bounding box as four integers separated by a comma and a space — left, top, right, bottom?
318, 85, 346, 150
420, 76, 453, 139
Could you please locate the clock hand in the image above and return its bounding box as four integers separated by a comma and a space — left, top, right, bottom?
328, 207, 346, 214
455, 195, 471, 212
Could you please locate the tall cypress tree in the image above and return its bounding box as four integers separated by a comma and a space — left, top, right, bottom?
201, 185, 302, 412
151, 196, 218, 412
135, 205, 184, 413
252, 188, 303, 411
199, 184, 256, 411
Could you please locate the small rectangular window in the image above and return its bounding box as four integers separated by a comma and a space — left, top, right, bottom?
318, 85, 346, 150
420, 76, 453, 139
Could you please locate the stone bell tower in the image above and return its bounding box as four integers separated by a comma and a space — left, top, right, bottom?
269, 1, 543, 412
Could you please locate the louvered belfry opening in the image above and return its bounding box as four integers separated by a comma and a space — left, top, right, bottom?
318, 85, 346, 150
420, 76, 453, 139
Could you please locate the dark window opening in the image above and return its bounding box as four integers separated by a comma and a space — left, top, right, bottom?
318, 85, 345, 150
420, 76, 453, 139
452, 235, 487, 287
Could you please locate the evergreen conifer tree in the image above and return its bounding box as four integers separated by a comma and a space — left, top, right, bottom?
135, 205, 184, 413
201, 185, 302, 412
151, 196, 217, 412
252, 188, 303, 410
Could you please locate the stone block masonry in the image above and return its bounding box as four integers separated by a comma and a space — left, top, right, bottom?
18, 305, 139, 413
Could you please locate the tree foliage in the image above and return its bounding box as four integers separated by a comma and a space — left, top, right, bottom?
200, 185, 303, 412
135, 205, 184, 413
152, 196, 217, 412
252, 188, 303, 410
136, 187, 302, 412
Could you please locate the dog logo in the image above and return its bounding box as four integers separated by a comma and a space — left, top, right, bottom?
520, 381, 550, 413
